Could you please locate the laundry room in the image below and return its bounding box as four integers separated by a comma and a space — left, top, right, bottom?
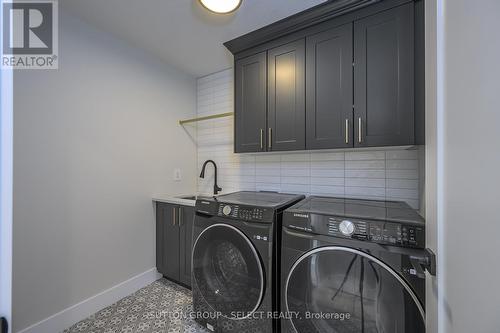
1, 1, 499, 333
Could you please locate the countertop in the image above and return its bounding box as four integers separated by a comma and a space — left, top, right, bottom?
152, 194, 197, 207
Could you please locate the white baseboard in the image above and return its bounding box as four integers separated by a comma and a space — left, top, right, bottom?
17, 268, 161, 333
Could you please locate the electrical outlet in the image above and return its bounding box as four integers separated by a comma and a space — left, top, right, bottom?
173, 168, 182, 182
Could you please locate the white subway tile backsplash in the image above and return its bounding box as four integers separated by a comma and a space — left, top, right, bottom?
346, 186, 386, 197
310, 169, 345, 178
224, 175, 256, 183
281, 176, 310, 185
256, 183, 281, 192
256, 155, 281, 162
311, 185, 344, 195
281, 161, 310, 169
345, 170, 386, 179
196, 69, 423, 210
310, 152, 344, 161
345, 178, 386, 188
255, 168, 281, 176
281, 184, 310, 194
386, 169, 419, 180
310, 177, 344, 186
281, 153, 310, 162
345, 160, 385, 170
310, 160, 345, 169
281, 168, 310, 177
256, 162, 281, 170
385, 149, 419, 160
386, 179, 419, 189
386, 188, 419, 200
345, 151, 385, 160
386, 159, 419, 170
256, 175, 280, 184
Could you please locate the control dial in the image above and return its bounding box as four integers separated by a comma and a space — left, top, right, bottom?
222, 205, 232, 216
339, 220, 355, 236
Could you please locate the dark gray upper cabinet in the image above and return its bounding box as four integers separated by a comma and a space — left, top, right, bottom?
267, 39, 306, 151
226, 0, 423, 152
354, 4, 414, 147
234, 52, 267, 153
156, 202, 194, 288
306, 23, 353, 149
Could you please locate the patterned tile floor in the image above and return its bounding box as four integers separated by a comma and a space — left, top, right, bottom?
63, 278, 209, 333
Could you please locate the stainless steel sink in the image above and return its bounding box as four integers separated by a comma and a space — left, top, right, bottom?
176, 195, 197, 201
176, 194, 215, 201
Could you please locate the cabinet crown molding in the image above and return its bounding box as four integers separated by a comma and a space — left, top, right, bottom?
224, 0, 381, 54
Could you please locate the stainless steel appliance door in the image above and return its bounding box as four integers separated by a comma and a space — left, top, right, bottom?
192, 223, 265, 319
285, 246, 425, 333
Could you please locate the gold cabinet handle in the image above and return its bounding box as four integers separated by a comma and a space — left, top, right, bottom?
345, 119, 349, 144
172, 207, 176, 226
260, 129, 264, 150
358, 117, 362, 143
178, 207, 182, 226
268, 128, 272, 149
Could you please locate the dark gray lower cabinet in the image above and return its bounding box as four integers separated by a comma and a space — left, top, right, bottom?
354, 3, 414, 147
306, 23, 353, 149
156, 202, 193, 288
178, 206, 193, 287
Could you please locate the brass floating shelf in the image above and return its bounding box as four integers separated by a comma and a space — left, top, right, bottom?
179, 112, 234, 125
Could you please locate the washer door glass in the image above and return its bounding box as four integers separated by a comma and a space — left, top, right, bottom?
285, 246, 425, 333
192, 223, 264, 319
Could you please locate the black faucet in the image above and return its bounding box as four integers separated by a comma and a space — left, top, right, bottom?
199, 160, 222, 195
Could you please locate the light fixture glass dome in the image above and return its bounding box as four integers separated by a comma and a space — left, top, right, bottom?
199, 0, 242, 14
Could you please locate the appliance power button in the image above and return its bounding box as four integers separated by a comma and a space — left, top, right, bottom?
339, 220, 355, 236
222, 205, 232, 216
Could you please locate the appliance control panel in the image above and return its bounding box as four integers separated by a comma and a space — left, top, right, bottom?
327, 218, 423, 248
284, 212, 425, 249
327, 218, 368, 241
217, 204, 271, 223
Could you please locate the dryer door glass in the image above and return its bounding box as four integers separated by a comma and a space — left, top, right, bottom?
192, 223, 264, 319
285, 246, 425, 333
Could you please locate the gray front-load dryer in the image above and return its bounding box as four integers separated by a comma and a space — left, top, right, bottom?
281, 196, 429, 333
192, 191, 304, 333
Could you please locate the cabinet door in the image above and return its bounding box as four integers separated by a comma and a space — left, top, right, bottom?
179, 206, 194, 288
155, 203, 165, 274
268, 39, 306, 151
234, 52, 267, 153
306, 24, 353, 149
157, 203, 180, 281
354, 4, 414, 147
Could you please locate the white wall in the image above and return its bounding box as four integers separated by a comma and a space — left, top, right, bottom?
439, 0, 500, 331
12, 11, 197, 332
196, 69, 424, 210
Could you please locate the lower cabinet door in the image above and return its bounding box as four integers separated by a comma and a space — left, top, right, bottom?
179, 206, 194, 288
156, 203, 180, 282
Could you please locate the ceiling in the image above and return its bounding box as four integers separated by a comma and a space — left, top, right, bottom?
61, 0, 328, 77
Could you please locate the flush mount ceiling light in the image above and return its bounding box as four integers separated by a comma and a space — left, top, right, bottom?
199, 0, 242, 14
